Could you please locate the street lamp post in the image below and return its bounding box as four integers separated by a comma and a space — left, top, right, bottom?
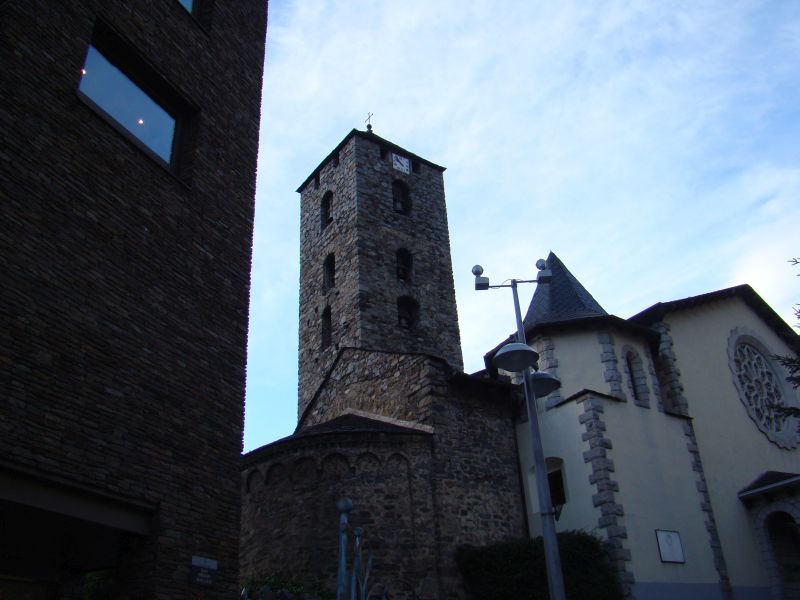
473, 262, 567, 600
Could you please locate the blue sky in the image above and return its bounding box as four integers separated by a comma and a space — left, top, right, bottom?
243, 0, 800, 452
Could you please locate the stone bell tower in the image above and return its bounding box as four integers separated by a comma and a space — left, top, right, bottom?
296, 128, 463, 419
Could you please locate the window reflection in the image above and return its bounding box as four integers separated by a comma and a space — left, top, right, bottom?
79, 45, 176, 164
178, 0, 194, 12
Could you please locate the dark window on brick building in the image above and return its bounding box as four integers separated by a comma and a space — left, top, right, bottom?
321, 306, 332, 349
323, 253, 335, 292
397, 296, 418, 329
78, 22, 195, 171
175, 0, 212, 26
380, 146, 387, 159
320, 191, 333, 230
332, 152, 340, 168
314, 172, 320, 189
412, 161, 420, 173
396, 249, 413, 282
392, 180, 411, 215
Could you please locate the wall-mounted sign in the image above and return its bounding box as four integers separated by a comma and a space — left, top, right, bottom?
190, 555, 218, 586
655, 530, 685, 563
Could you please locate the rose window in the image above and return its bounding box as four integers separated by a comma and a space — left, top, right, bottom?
732, 341, 797, 449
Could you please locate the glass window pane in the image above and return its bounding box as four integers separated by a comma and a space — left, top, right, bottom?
178, 0, 194, 12
79, 46, 176, 163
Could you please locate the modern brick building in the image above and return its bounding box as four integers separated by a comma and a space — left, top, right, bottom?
1, 1, 267, 597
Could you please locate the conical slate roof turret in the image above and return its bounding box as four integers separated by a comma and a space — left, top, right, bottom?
523, 252, 607, 328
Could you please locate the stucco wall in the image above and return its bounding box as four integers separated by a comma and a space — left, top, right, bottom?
517, 398, 596, 536
664, 297, 800, 590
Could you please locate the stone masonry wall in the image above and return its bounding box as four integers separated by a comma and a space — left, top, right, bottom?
429, 369, 528, 599
241, 431, 439, 598
298, 136, 361, 418
301, 348, 442, 430
297, 132, 464, 420
1, 2, 266, 596
246, 358, 526, 599
353, 135, 463, 370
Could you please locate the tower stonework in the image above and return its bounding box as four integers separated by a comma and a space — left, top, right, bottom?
242, 130, 526, 598
297, 129, 463, 420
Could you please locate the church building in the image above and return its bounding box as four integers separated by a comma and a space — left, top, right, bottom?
241, 129, 800, 600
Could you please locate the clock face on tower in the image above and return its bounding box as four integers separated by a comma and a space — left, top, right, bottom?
392, 153, 410, 174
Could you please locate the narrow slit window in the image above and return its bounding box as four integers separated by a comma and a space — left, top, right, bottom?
320, 191, 333, 230
397, 296, 418, 330
321, 306, 332, 349
392, 180, 411, 215
79, 45, 176, 164
396, 249, 413, 282
323, 253, 335, 292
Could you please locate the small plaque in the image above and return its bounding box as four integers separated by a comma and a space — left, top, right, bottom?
190, 555, 218, 586
655, 530, 685, 563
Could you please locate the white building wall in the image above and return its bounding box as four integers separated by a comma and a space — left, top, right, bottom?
607, 330, 720, 587
665, 297, 800, 596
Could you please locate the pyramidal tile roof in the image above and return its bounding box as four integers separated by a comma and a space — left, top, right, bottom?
522, 252, 607, 328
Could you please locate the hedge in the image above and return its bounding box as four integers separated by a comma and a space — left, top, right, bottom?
455, 531, 623, 600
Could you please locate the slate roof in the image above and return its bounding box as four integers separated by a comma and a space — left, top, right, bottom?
522, 251, 608, 329
242, 413, 430, 466
294, 413, 428, 437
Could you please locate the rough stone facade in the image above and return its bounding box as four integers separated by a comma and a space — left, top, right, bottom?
241, 424, 438, 596
241, 359, 526, 599
300, 348, 444, 429
244, 132, 523, 598
297, 131, 463, 419
1, 1, 266, 596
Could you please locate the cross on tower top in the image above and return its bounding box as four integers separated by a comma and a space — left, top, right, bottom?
365, 112, 374, 132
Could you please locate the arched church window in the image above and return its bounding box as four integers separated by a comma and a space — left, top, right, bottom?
321, 306, 332, 349
245, 469, 262, 494
322, 253, 335, 292
396, 249, 413, 282
320, 191, 333, 231
728, 329, 798, 448
623, 348, 650, 408
392, 180, 411, 215
397, 296, 418, 330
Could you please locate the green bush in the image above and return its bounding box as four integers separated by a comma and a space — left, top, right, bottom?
455, 531, 623, 600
